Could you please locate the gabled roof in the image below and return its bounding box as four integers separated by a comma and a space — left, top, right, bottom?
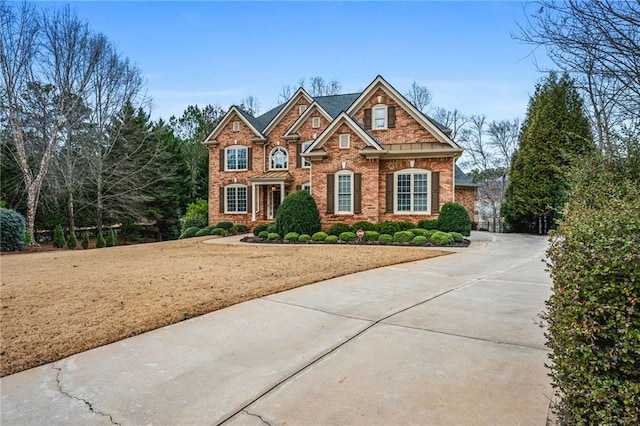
282, 101, 333, 138
260, 88, 314, 135
346, 75, 462, 152
305, 112, 384, 153
203, 105, 264, 144
314, 93, 361, 118
455, 165, 481, 187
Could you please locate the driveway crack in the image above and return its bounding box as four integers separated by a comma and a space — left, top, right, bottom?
242, 409, 272, 425
52, 363, 121, 425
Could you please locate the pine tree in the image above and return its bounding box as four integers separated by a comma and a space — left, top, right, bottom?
96, 232, 106, 248
81, 232, 89, 249
52, 224, 66, 248
502, 73, 594, 233
67, 231, 77, 249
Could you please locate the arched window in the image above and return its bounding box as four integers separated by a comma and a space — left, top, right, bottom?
269, 147, 288, 170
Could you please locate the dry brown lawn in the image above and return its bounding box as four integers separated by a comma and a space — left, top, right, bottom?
0, 236, 449, 377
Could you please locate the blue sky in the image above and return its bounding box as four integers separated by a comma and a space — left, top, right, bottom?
55, 1, 553, 122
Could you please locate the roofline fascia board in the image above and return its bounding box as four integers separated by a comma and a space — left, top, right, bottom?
283, 101, 333, 137
306, 112, 384, 153
262, 88, 314, 135
203, 106, 263, 144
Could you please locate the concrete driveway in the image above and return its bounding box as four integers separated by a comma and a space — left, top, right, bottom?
1, 232, 553, 425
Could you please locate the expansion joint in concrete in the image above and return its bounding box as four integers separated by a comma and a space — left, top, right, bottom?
242, 409, 272, 426
52, 363, 121, 425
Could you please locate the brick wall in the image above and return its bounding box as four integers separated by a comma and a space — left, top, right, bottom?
455, 186, 477, 224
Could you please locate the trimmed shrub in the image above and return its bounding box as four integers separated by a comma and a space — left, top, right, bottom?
339, 231, 357, 242
412, 235, 428, 246
182, 198, 208, 232
450, 232, 464, 242
275, 190, 321, 236
267, 232, 280, 240
378, 234, 393, 245
424, 229, 438, 239
258, 230, 269, 238
180, 227, 200, 239
417, 219, 439, 230
106, 229, 117, 247
312, 231, 328, 241
409, 228, 427, 236
437, 202, 471, 236
398, 221, 415, 231
96, 232, 106, 248
230, 224, 249, 233
67, 232, 78, 249
266, 223, 277, 233
363, 230, 380, 241
430, 231, 454, 245
53, 224, 66, 248
0, 208, 26, 252
328, 222, 352, 236
81, 232, 89, 249
195, 228, 211, 237
351, 221, 377, 232
253, 223, 269, 236
215, 221, 233, 230
378, 220, 401, 235
393, 231, 414, 243
209, 227, 227, 236
298, 234, 311, 242
284, 232, 300, 241
324, 235, 338, 244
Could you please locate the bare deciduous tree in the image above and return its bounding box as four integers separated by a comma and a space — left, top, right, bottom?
430, 107, 469, 141
240, 95, 260, 116
405, 81, 432, 112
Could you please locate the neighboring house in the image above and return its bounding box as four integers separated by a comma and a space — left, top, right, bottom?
204, 75, 476, 228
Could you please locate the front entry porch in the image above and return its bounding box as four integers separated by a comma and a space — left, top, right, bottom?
249, 171, 294, 222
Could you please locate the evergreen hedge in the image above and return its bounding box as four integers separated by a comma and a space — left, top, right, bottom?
53, 224, 66, 248
67, 232, 78, 249
0, 208, 26, 252
253, 224, 269, 236
437, 202, 471, 236
82, 232, 90, 249
328, 222, 351, 236
96, 232, 106, 248
351, 221, 377, 232
338, 231, 357, 242
275, 190, 321, 236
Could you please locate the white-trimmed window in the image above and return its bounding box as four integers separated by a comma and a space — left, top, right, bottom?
269, 146, 288, 170
232, 121, 240, 132
226, 184, 247, 213
373, 105, 387, 129
299, 105, 307, 115
301, 141, 312, 168
302, 182, 311, 193
336, 170, 353, 214
312, 116, 320, 128
225, 146, 248, 170
395, 169, 430, 213
339, 134, 350, 149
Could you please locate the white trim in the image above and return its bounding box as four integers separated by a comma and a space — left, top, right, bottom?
269, 146, 288, 170
393, 168, 431, 214
283, 102, 333, 138
372, 104, 388, 130
225, 184, 248, 214
262, 88, 313, 135
301, 182, 311, 192
203, 106, 263, 144
232, 121, 240, 132
301, 140, 313, 168
339, 134, 350, 149
335, 170, 354, 214
312, 116, 321, 128
305, 112, 383, 153
224, 145, 248, 171
298, 105, 307, 115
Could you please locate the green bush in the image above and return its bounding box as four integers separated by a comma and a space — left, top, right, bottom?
409, 228, 427, 236
230, 224, 248, 233
209, 227, 226, 236
0, 208, 26, 252
378, 220, 401, 235
266, 223, 277, 233
96, 232, 106, 248
450, 232, 464, 242
258, 230, 269, 238
436, 202, 471, 236
82, 232, 89, 249
545, 161, 640, 424
417, 219, 439, 230
398, 221, 415, 231
363, 230, 380, 241
180, 227, 200, 239
312, 231, 328, 241
253, 223, 269, 236
284, 232, 299, 241
412, 235, 428, 246
67, 232, 78, 249
24, 229, 31, 246
275, 190, 321, 236
298, 234, 311, 242
393, 231, 414, 243
215, 221, 233, 230
378, 234, 393, 245
430, 231, 454, 245
328, 222, 352, 236
53, 224, 66, 248
267, 232, 280, 240
183, 198, 208, 232
339, 231, 357, 242
351, 221, 377, 232
106, 229, 117, 247
424, 229, 438, 239
195, 228, 211, 237
324, 235, 338, 244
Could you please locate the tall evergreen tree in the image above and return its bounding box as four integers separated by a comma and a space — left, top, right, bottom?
502, 73, 594, 233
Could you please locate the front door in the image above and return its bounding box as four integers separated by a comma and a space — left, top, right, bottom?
267, 187, 282, 220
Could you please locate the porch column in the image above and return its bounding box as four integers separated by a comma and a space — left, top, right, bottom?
251, 184, 256, 222
280, 183, 285, 204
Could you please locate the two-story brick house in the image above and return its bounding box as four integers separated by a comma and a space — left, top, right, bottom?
204, 76, 476, 229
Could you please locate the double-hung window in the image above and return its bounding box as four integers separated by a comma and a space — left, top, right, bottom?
226, 146, 248, 170
373, 105, 387, 129
336, 171, 353, 214
226, 185, 247, 213
395, 170, 429, 213
301, 141, 312, 168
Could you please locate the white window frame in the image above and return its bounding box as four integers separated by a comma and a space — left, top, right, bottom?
339, 133, 350, 149
225, 184, 248, 214
232, 121, 240, 132
373, 104, 387, 129
302, 182, 311, 193
312, 116, 321, 128
269, 146, 288, 170
335, 170, 354, 214
225, 146, 248, 171
298, 105, 307, 115
394, 169, 431, 214
301, 141, 312, 168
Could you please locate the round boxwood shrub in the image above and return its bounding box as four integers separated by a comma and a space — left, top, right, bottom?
328, 222, 352, 236
430, 231, 454, 245
424, 229, 438, 239
378, 234, 393, 245
339, 231, 357, 242
215, 221, 234, 230
209, 227, 227, 236
82, 232, 90, 249
67, 232, 78, 249
284, 232, 299, 241
324, 235, 338, 244
53, 224, 66, 248
409, 228, 427, 236
437, 202, 471, 236
312, 231, 328, 241
412, 235, 428, 246
195, 228, 211, 237
351, 221, 377, 232
298, 234, 311, 242
393, 231, 414, 243
267, 232, 280, 240
417, 219, 439, 230
180, 227, 200, 239
450, 232, 464, 242
275, 190, 321, 236
363, 230, 380, 241
378, 220, 401, 235
253, 223, 269, 236
266, 223, 277, 233
96, 232, 106, 248
258, 230, 269, 238
398, 221, 415, 231
0, 208, 26, 252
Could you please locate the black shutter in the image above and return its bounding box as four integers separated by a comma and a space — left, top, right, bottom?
431, 172, 440, 214
354, 173, 362, 214
296, 144, 302, 168
388, 106, 396, 128
246, 186, 252, 213
326, 174, 335, 214
219, 187, 225, 213
219, 149, 225, 171
296, 185, 302, 190
364, 108, 372, 129
385, 174, 394, 213
247, 147, 252, 170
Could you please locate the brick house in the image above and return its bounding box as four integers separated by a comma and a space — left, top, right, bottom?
204, 76, 476, 229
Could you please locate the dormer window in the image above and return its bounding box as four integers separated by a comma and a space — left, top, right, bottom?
232, 121, 240, 132
269, 146, 288, 170
312, 117, 320, 128
373, 106, 387, 129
